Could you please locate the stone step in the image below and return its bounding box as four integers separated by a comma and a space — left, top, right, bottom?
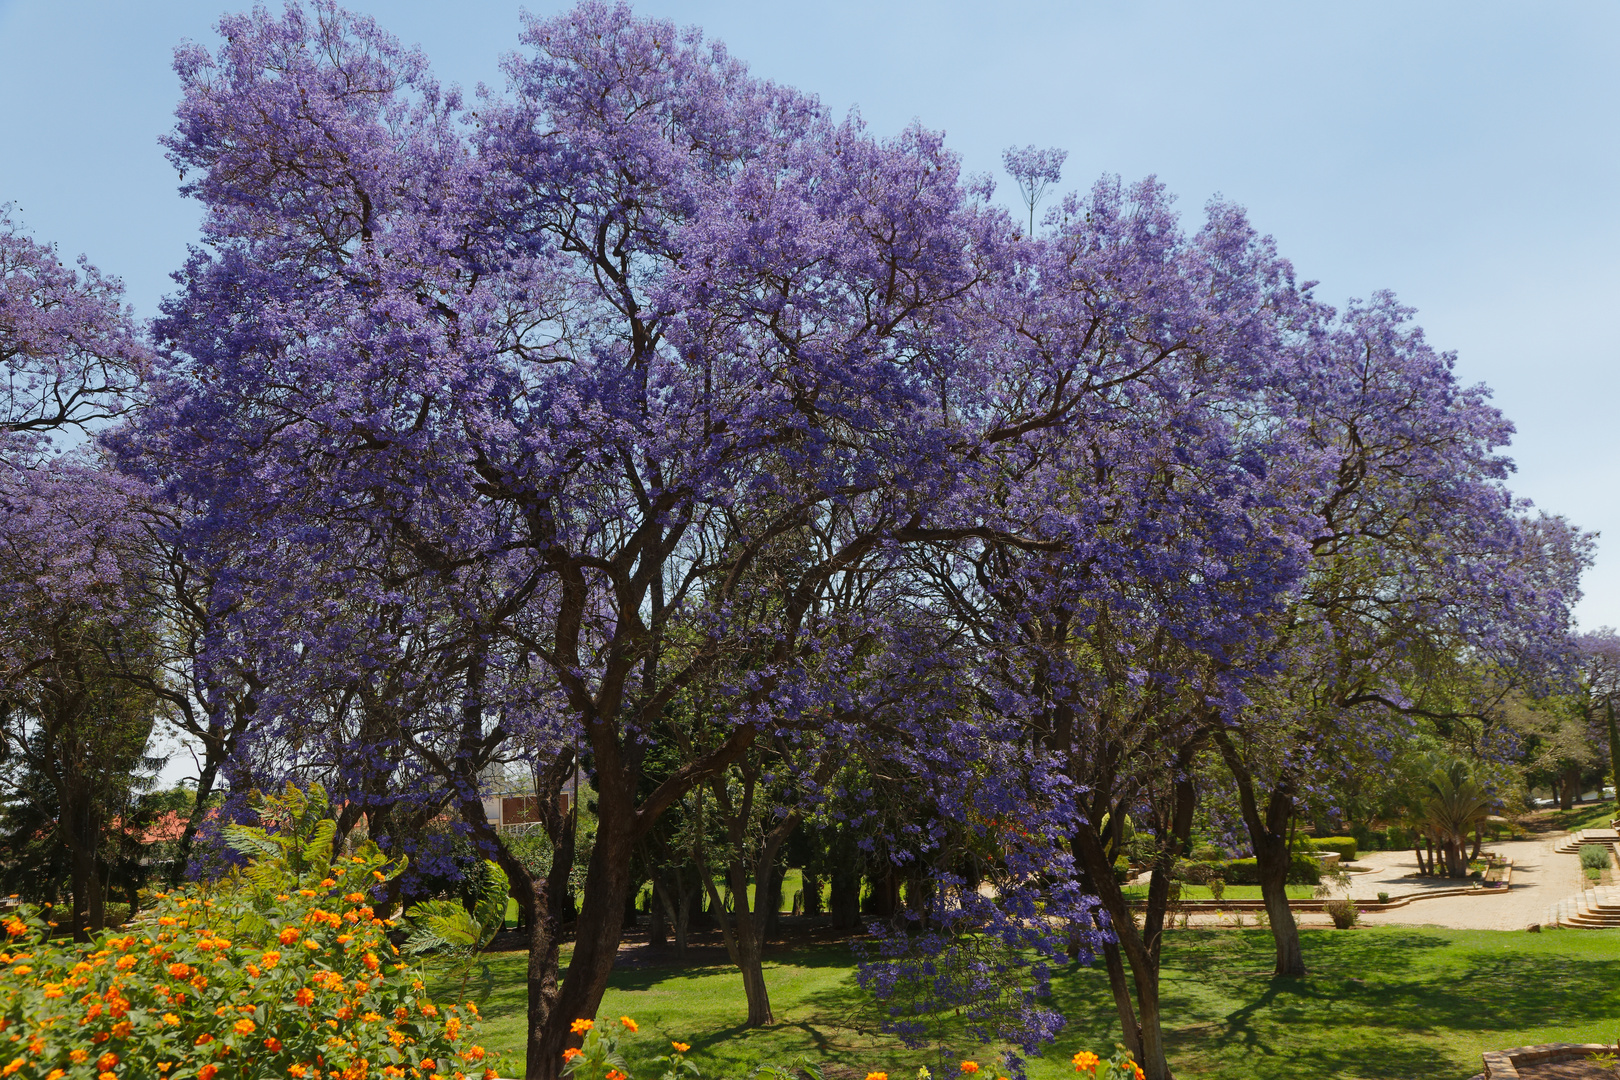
1553, 830, 1620, 855
1547, 886, 1620, 928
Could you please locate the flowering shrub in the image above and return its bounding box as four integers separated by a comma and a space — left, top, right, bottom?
561, 1017, 701, 1080
1071, 1048, 1143, 1080
0, 784, 499, 1080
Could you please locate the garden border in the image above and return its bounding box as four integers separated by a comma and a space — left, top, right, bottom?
1471, 1041, 1616, 1079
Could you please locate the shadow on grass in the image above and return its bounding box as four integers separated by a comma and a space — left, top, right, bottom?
468, 926, 1620, 1080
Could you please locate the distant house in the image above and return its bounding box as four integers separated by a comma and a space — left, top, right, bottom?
478, 762, 587, 834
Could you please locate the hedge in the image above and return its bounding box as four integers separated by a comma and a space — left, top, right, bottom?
1309, 836, 1358, 862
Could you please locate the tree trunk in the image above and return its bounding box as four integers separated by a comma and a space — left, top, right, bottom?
173, 749, 222, 886
546, 805, 640, 1068
1072, 819, 1174, 1080
802, 871, 822, 917
1607, 698, 1620, 811
1213, 730, 1304, 977
830, 868, 861, 929
648, 878, 668, 946
702, 865, 776, 1026
67, 840, 104, 941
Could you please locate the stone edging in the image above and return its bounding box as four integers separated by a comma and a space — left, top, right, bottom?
1480, 1041, 1615, 1078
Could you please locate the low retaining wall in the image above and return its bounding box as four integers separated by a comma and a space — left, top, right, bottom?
1475, 1041, 1615, 1078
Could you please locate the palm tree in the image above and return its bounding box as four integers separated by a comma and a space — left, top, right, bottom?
1420, 762, 1493, 878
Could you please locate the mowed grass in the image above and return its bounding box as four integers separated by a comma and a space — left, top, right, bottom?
460, 927, 1620, 1080
1119, 884, 1317, 902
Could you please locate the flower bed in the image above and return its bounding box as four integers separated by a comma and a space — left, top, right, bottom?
0, 784, 496, 1080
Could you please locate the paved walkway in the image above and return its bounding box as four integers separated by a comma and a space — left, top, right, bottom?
1167, 836, 1589, 931
1331, 837, 1585, 930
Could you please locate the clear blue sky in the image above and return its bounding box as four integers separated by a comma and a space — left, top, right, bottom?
3, 0, 1616, 629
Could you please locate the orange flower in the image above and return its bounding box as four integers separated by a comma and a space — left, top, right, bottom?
234, 1018, 256, 1036
295, 988, 315, 1007
363, 952, 380, 972
264, 1037, 283, 1052
1132, 1068, 1144, 1080
671, 1043, 690, 1054
961, 1064, 979, 1074
619, 1016, 638, 1033
569, 1018, 594, 1035
70, 1051, 89, 1065
261, 950, 281, 968
167, 962, 192, 979
199, 1066, 219, 1080
1071, 1052, 1099, 1075
607, 1072, 627, 1080
864, 1073, 888, 1080
562, 1049, 583, 1062
279, 928, 301, 945
97, 1053, 119, 1071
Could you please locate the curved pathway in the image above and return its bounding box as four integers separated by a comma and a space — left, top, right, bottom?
1322, 837, 1587, 930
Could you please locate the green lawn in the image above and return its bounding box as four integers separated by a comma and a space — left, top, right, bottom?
1534, 800, 1617, 834
1119, 884, 1316, 902
459, 927, 1620, 1080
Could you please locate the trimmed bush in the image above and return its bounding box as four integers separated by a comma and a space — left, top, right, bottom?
0, 783, 494, 1080
1580, 844, 1611, 870
1309, 837, 1358, 862
1323, 899, 1359, 929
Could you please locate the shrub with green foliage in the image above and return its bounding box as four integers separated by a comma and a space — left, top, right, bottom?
1323, 899, 1359, 930
0, 783, 496, 1080
1580, 844, 1611, 870
1309, 837, 1357, 862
